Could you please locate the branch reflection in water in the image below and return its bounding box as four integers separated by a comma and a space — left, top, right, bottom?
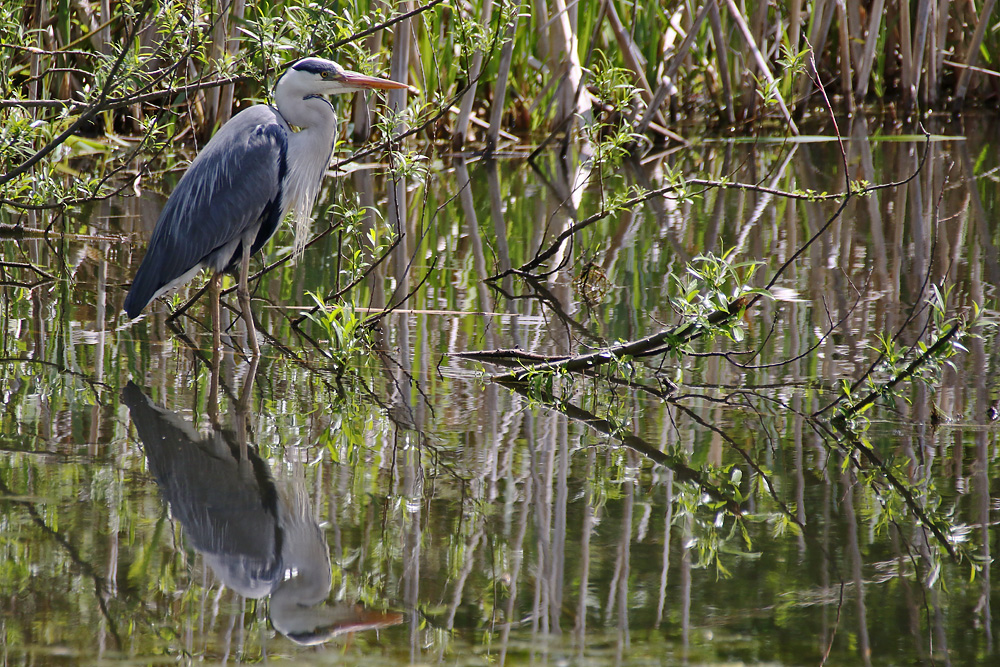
122, 361, 402, 645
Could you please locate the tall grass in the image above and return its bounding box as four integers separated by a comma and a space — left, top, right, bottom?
2, 0, 1000, 210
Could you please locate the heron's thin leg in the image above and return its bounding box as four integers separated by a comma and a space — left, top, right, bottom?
238, 242, 261, 358
208, 273, 222, 428
210, 272, 222, 355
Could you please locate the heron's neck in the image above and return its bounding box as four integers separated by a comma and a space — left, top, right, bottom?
274, 81, 338, 254
275, 86, 337, 137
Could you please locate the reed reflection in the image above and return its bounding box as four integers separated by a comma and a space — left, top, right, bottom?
122, 364, 401, 646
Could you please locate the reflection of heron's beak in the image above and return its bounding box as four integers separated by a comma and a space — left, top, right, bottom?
273, 603, 404, 646
338, 69, 409, 91
331, 606, 404, 634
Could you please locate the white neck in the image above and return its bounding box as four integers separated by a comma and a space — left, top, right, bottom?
274, 73, 338, 133
273, 75, 338, 253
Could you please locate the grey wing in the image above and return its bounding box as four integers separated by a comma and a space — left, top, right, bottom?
124, 105, 288, 318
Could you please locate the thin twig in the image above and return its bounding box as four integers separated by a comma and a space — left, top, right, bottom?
291, 234, 402, 326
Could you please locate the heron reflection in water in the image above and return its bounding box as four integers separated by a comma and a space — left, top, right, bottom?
122, 378, 401, 644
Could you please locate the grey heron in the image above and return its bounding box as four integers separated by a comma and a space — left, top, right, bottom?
123, 58, 407, 356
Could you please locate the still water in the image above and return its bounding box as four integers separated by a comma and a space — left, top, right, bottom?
1, 113, 998, 664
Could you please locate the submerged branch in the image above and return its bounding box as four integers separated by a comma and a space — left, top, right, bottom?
484, 295, 751, 383
0, 260, 55, 281
453, 348, 568, 367
0, 474, 123, 649
497, 379, 742, 515
673, 402, 803, 531
0, 357, 109, 398
826, 419, 960, 562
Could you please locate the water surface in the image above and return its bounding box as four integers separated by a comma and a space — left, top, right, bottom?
1, 114, 998, 664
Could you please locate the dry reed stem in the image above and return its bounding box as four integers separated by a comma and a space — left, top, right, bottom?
707, 0, 735, 124
845, 0, 864, 69
789, 0, 803, 55
911, 0, 932, 103
217, 0, 247, 126
604, 0, 665, 128
953, 0, 998, 107
835, 0, 855, 113
548, 0, 588, 131
664, 2, 711, 84
745, 0, 770, 117
487, 3, 520, 151
794, 0, 833, 115
854, 0, 885, 100
454, 0, 495, 148
351, 1, 387, 142
722, 0, 799, 134
932, 0, 952, 106
899, 0, 913, 106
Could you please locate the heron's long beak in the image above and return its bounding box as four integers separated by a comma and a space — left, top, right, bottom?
338, 69, 409, 90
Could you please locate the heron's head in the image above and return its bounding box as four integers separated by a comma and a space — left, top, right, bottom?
279, 57, 407, 97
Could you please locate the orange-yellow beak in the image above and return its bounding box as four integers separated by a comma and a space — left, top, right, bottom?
338, 69, 409, 91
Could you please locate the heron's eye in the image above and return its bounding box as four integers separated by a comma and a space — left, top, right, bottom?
321, 71, 330, 79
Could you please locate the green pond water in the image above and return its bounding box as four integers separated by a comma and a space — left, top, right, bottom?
1, 114, 998, 664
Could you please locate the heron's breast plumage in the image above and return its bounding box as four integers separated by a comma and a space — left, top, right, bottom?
279, 96, 337, 255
